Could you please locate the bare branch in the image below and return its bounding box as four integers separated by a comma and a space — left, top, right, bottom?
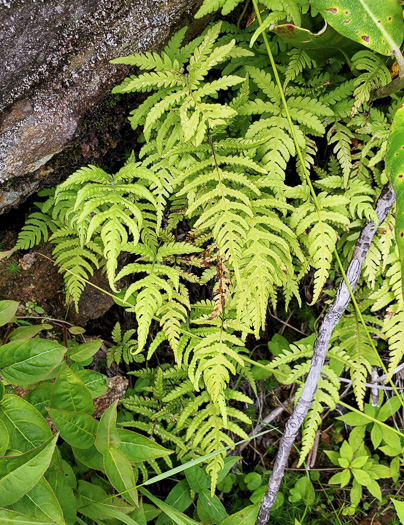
256, 183, 396, 525
370, 74, 404, 101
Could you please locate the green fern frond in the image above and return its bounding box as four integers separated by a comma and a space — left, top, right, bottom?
14, 212, 58, 250
51, 228, 104, 309
350, 51, 391, 117
196, 0, 245, 17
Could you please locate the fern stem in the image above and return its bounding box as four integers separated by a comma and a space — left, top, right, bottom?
255, 184, 397, 525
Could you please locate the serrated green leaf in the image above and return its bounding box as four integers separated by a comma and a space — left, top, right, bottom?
46, 471, 77, 524
25, 382, 53, 418
72, 444, 104, 472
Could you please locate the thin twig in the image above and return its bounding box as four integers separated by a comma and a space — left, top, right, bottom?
238, 405, 286, 453
337, 376, 404, 391
256, 183, 396, 525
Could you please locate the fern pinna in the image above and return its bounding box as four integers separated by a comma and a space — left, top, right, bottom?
13, 10, 404, 491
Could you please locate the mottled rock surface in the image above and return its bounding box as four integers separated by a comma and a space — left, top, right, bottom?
0, 0, 202, 213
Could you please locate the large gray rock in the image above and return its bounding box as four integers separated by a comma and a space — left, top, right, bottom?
0, 0, 202, 213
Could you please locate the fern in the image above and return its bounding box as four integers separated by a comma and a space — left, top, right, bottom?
289, 188, 350, 303
14, 14, 404, 505
106, 322, 145, 367
350, 51, 391, 118
51, 227, 104, 309
55, 162, 158, 290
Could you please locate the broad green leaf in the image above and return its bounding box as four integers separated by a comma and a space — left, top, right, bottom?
68, 326, 85, 335
48, 409, 97, 449
9, 325, 52, 341
220, 504, 259, 525
340, 441, 353, 462
0, 382, 4, 402
95, 401, 120, 452
0, 508, 52, 524
271, 22, 361, 62
197, 490, 228, 523
311, 0, 403, 56
366, 478, 382, 501
0, 339, 65, 385
118, 429, 172, 462
244, 472, 262, 491
144, 503, 161, 522
76, 480, 137, 523
216, 456, 241, 485
25, 382, 53, 418
80, 504, 140, 525
0, 395, 52, 451
386, 103, 404, 292
0, 301, 18, 327
392, 499, 404, 523
46, 471, 77, 525
66, 340, 102, 363
131, 501, 147, 525
76, 480, 132, 511
377, 395, 402, 421
140, 488, 199, 525
10, 477, 66, 525
50, 367, 93, 414
0, 419, 9, 456
336, 412, 369, 426
185, 466, 208, 493
0, 434, 58, 506
76, 370, 108, 398
72, 444, 104, 471
103, 447, 138, 506
352, 468, 371, 485
156, 480, 193, 525
371, 423, 383, 449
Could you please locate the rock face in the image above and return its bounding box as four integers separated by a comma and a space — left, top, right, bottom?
0, 0, 201, 213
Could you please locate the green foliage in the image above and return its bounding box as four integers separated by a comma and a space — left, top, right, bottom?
10, 3, 404, 522
0, 300, 171, 524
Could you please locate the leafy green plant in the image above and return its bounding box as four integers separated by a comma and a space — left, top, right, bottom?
326, 433, 391, 515
0, 300, 172, 524
9, 0, 404, 522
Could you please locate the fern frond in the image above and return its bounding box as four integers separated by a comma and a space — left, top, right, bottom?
350, 51, 391, 117
14, 212, 58, 250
